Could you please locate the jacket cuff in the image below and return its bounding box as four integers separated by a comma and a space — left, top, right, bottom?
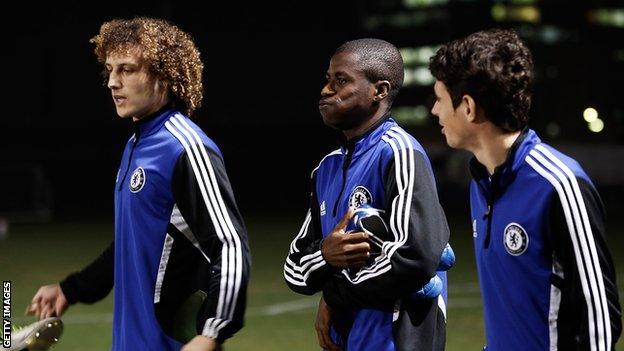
59, 273, 81, 304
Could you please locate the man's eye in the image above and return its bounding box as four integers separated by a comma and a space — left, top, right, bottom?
337, 78, 347, 85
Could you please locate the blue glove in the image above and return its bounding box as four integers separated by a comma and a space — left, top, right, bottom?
438, 243, 455, 271
412, 243, 455, 300
413, 275, 443, 299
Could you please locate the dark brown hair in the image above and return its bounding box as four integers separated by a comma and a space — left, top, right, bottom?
429, 29, 533, 132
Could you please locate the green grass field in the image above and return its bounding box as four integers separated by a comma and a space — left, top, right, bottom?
1, 214, 622, 350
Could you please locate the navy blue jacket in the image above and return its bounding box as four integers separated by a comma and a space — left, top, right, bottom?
285, 117, 450, 351
470, 129, 621, 351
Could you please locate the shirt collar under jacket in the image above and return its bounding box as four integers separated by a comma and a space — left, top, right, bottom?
336, 114, 392, 158
469, 128, 541, 196
132, 105, 176, 139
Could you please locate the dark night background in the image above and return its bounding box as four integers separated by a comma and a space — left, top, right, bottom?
2, 0, 623, 222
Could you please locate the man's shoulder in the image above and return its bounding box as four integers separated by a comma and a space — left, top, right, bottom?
522, 142, 593, 188
378, 125, 430, 166
162, 112, 222, 157
380, 125, 426, 152
310, 149, 342, 178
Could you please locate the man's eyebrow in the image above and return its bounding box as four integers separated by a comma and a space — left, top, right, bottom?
105, 61, 139, 67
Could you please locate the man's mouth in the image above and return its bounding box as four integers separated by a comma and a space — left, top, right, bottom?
113, 96, 126, 105
319, 100, 332, 107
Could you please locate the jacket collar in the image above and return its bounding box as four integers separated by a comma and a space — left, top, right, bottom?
336, 114, 393, 157
470, 128, 541, 193
132, 105, 176, 139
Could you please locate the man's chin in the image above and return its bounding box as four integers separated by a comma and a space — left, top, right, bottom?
321, 115, 358, 131
322, 119, 340, 130
115, 109, 134, 119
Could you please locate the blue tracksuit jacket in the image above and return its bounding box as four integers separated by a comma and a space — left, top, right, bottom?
61, 109, 250, 350
470, 129, 621, 351
285, 116, 450, 351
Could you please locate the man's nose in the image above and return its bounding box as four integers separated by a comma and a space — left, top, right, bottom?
320, 83, 334, 97
430, 102, 439, 117
107, 71, 121, 90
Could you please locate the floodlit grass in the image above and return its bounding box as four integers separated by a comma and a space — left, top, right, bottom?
1, 214, 622, 350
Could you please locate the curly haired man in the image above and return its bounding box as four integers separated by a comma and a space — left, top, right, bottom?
429, 29, 621, 351
25, 17, 250, 351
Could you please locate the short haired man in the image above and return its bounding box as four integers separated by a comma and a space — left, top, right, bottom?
429, 29, 621, 350
26, 17, 250, 351
284, 38, 450, 351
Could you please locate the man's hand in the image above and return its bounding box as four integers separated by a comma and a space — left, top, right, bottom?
26, 284, 69, 320
181, 335, 222, 351
315, 297, 341, 351
321, 209, 370, 268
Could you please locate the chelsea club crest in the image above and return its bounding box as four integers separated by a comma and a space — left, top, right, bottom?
503, 222, 528, 256
349, 186, 372, 208
129, 167, 146, 193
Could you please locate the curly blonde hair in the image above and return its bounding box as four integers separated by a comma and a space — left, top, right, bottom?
91, 17, 203, 116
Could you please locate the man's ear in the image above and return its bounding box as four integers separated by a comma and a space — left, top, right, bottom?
154, 79, 171, 102
461, 94, 478, 123
373, 80, 391, 102
155, 78, 168, 90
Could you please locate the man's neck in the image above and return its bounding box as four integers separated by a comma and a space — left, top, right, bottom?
132, 97, 171, 122
342, 108, 388, 140
132, 101, 172, 123
472, 126, 521, 175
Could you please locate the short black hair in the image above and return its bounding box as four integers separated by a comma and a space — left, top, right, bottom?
429, 29, 533, 132
335, 38, 404, 105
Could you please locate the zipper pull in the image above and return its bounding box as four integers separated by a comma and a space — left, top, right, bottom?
483, 205, 491, 219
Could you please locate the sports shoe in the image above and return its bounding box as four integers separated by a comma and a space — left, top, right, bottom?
6, 317, 63, 351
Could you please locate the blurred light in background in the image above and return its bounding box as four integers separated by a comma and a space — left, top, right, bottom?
588, 8, 624, 28
584, 107, 599, 123
589, 118, 605, 133
546, 122, 561, 138
404, 67, 436, 87
583, 107, 605, 133
400, 45, 440, 66
517, 25, 569, 45
402, 0, 448, 8
364, 7, 448, 30
393, 105, 430, 126
401, 45, 439, 87
491, 3, 540, 23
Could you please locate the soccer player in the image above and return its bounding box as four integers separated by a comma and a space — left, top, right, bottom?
284, 39, 450, 351
429, 29, 622, 350
26, 17, 250, 351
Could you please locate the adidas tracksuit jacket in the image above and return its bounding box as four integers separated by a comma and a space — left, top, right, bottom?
284, 116, 450, 351
470, 129, 621, 350
60, 108, 250, 350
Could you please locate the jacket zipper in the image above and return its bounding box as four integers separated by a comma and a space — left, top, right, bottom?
483, 202, 493, 248
333, 147, 354, 217
117, 134, 140, 191
481, 174, 499, 249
